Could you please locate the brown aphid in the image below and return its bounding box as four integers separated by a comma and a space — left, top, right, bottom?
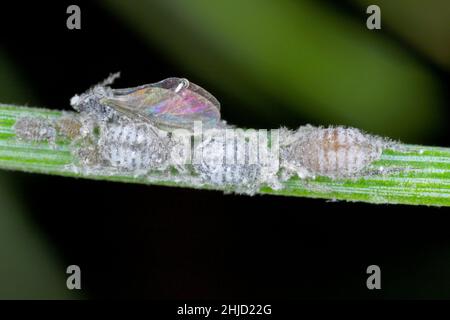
54, 116, 82, 139
14, 117, 56, 143
282, 126, 386, 179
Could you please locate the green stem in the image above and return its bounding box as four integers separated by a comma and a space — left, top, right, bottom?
1, 103, 449, 207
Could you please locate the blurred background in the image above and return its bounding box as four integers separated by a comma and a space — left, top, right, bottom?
0, 0, 449, 299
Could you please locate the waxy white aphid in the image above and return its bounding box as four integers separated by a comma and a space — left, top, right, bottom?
14, 117, 56, 143
96, 121, 170, 172
281, 125, 387, 179
70, 73, 222, 131
70, 73, 120, 123
192, 130, 270, 194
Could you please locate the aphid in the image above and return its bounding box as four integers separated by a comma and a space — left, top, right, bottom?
14, 117, 56, 143
73, 139, 102, 167
281, 125, 387, 179
54, 116, 82, 140
95, 122, 171, 172
68, 74, 388, 188
192, 131, 263, 194
71, 74, 222, 131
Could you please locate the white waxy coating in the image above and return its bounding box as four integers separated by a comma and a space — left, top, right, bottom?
14, 117, 56, 143
192, 131, 262, 193
282, 126, 386, 178
97, 122, 169, 172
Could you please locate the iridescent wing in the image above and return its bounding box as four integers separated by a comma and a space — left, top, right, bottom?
100, 78, 221, 130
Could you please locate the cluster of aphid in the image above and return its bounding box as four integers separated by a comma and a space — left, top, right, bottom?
14, 74, 390, 194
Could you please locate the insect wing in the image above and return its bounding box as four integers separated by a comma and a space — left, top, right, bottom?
101, 78, 221, 130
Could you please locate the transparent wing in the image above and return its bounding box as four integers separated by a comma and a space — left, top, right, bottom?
101, 78, 221, 130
